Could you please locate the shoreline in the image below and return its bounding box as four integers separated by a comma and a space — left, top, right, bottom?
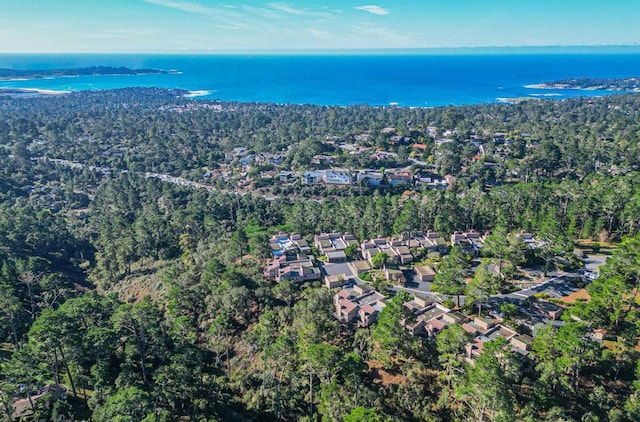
0, 87, 71, 96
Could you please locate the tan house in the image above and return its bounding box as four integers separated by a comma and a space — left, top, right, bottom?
333, 285, 387, 327
325, 273, 349, 289
414, 265, 436, 282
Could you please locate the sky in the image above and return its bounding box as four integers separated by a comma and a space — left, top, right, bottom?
1, 0, 639, 53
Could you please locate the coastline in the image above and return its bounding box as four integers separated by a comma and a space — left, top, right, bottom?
1, 54, 639, 107
0, 87, 71, 96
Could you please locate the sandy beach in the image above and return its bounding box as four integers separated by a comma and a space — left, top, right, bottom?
184, 90, 212, 98
0, 87, 71, 96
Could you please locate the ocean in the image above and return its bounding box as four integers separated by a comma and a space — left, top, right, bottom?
1, 51, 640, 106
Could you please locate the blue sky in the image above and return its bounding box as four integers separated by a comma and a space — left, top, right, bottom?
1, 0, 639, 52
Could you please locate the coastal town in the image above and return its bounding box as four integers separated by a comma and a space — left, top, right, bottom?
2, 83, 639, 420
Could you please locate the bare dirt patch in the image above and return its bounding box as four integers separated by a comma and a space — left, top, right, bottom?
367, 360, 407, 387
559, 288, 590, 304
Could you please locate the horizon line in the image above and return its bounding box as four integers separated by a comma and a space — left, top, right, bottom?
2, 44, 640, 56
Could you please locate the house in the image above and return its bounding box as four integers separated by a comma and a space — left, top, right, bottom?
370, 151, 397, 161
254, 153, 270, 165
403, 295, 434, 314
263, 253, 321, 283
361, 237, 402, 264
412, 143, 427, 151
10, 384, 68, 420
412, 304, 451, 336
290, 233, 312, 254
450, 230, 487, 258
259, 170, 278, 180
411, 230, 448, 254
415, 172, 448, 189
334, 285, 387, 327
268, 232, 311, 257
429, 311, 465, 337
278, 171, 295, 182
326, 250, 348, 264
254, 152, 286, 166
361, 241, 381, 262
239, 154, 255, 166
465, 324, 532, 363
279, 264, 322, 283
268, 233, 298, 257
335, 290, 359, 323
314, 232, 355, 254
532, 301, 564, 320
315, 233, 359, 263
356, 170, 384, 186
311, 154, 334, 166
342, 233, 359, 247
414, 265, 436, 282
389, 135, 412, 145
386, 170, 414, 187
472, 316, 498, 331
383, 264, 406, 284
302, 170, 323, 185
348, 260, 371, 274
402, 300, 462, 337
325, 273, 350, 289
461, 316, 497, 336
324, 170, 353, 185
517, 231, 543, 249
390, 242, 413, 264
510, 334, 534, 354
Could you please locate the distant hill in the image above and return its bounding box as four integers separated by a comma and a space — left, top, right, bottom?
0, 65, 175, 80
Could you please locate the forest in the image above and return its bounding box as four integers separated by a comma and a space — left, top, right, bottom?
0, 88, 640, 421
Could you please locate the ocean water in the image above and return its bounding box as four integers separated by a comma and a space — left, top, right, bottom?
1, 52, 640, 106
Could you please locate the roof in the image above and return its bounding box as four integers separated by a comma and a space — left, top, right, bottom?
427, 319, 446, 331
359, 304, 377, 315
326, 250, 347, 259
395, 245, 411, 255
417, 305, 447, 323
337, 290, 352, 299
339, 298, 358, 314
326, 273, 348, 281
350, 260, 371, 271
414, 265, 436, 276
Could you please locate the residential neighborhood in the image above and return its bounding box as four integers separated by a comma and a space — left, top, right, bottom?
263, 229, 604, 364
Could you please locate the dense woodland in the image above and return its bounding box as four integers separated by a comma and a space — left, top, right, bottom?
1, 88, 640, 421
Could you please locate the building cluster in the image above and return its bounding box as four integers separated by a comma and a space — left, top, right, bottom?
264, 230, 456, 289
263, 233, 320, 283
262, 228, 577, 363
333, 282, 540, 363
450, 230, 489, 258
334, 284, 387, 328
463, 317, 534, 361
195, 123, 558, 196
301, 168, 447, 188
